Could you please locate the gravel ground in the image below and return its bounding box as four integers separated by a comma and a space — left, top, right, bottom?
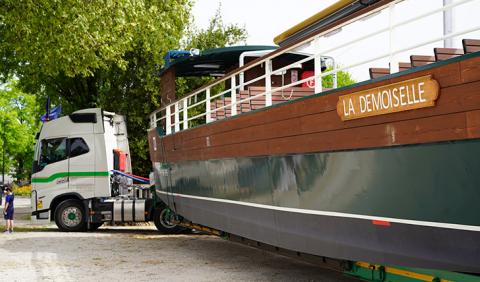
0, 198, 359, 282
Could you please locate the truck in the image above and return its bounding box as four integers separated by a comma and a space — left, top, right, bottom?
30, 108, 184, 233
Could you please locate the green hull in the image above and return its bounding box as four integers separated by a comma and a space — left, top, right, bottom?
156, 139, 480, 227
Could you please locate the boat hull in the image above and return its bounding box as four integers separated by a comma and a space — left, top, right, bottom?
157, 190, 480, 272
154, 139, 480, 272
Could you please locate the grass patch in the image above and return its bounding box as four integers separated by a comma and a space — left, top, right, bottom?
19, 214, 31, 220
0, 224, 53, 232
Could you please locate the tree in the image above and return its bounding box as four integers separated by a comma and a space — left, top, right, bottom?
322, 66, 357, 88
0, 0, 191, 79
0, 1, 247, 176
0, 0, 192, 175
0, 80, 41, 181
176, 6, 248, 98
174, 7, 247, 126
182, 5, 247, 54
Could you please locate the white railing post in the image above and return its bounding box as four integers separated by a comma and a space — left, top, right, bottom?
314, 37, 323, 94
389, 3, 399, 73
239, 71, 245, 91
333, 63, 338, 89
443, 0, 453, 48
183, 99, 188, 130
265, 59, 272, 107
206, 87, 212, 123
231, 76, 237, 116
174, 102, 180, 133
151, 112, 156, 129
165, 105, 171, 135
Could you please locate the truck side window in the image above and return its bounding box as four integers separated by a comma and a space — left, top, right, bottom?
69, 138, 89, 158
40, 138, 68, 165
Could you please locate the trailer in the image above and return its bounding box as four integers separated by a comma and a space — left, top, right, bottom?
30, 108, 184, 233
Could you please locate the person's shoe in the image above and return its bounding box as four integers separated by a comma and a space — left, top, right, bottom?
3, 230, 9, 234
8, 230, 13, 234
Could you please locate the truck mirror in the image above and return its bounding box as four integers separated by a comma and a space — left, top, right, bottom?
32, 161, 39, 174
32, 160, 46, 174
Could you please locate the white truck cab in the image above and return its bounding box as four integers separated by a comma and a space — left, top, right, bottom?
30, 108, 181, 232
31, 108, 184, 233
32, 108, 130, 210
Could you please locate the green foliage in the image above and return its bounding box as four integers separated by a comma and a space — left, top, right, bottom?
181, 5, 248, 54
176, 5, 247, 98
175, 6, 247, 127
322, 66, 357, 88
0, 80, 41, 181
0, 0, 192, 176
0, 0, 191, 78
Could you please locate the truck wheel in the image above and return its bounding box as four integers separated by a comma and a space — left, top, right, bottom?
54, 199, 87, 232
153, 207, 186, 234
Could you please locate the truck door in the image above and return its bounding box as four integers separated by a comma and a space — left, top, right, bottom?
33, 137, 70, 202
68, 136, 95, 198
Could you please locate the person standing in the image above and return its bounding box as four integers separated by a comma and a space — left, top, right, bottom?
3, 186, 14, 233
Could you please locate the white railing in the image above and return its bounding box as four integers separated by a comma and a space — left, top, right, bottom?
150, 0, 480, 134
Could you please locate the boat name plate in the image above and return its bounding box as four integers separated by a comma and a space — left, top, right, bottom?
337, 75, 439, 121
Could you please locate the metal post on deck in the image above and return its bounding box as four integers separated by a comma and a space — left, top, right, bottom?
183, 99, 188, 130
231, 76, 237, 116
151, 112, 156, 129
206, 88, 212, 123
174, 102, 180, 133
313, 37, 323, 94
265, 59, 272, 107
333, 62, 337, 89
388, 3, 399, 73
165, 105, 171, 135
443, 0, 453, 48
322, 56, 337, 89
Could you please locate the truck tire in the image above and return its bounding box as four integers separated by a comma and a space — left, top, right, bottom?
54, 199, 87, 232
153, 207, 186, 234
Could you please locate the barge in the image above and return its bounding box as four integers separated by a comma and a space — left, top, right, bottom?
148, 0, 480, 276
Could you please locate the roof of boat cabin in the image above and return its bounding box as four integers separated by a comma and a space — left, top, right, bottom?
159, 45, 277, 77
273, 0, 380, 46
274, 0, 355, 45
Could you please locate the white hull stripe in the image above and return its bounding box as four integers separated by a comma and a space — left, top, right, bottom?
157, 190, 480, 232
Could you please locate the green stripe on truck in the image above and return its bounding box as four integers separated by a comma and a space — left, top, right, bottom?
31, 171, 109, 183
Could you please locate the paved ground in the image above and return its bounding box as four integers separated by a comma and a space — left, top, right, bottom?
0, 198, 359, 282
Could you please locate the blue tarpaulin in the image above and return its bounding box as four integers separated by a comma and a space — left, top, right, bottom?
164, 50, 193, 68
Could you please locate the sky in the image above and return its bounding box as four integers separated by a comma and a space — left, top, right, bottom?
191, 0, 338, 45
191, 0, 480, 81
